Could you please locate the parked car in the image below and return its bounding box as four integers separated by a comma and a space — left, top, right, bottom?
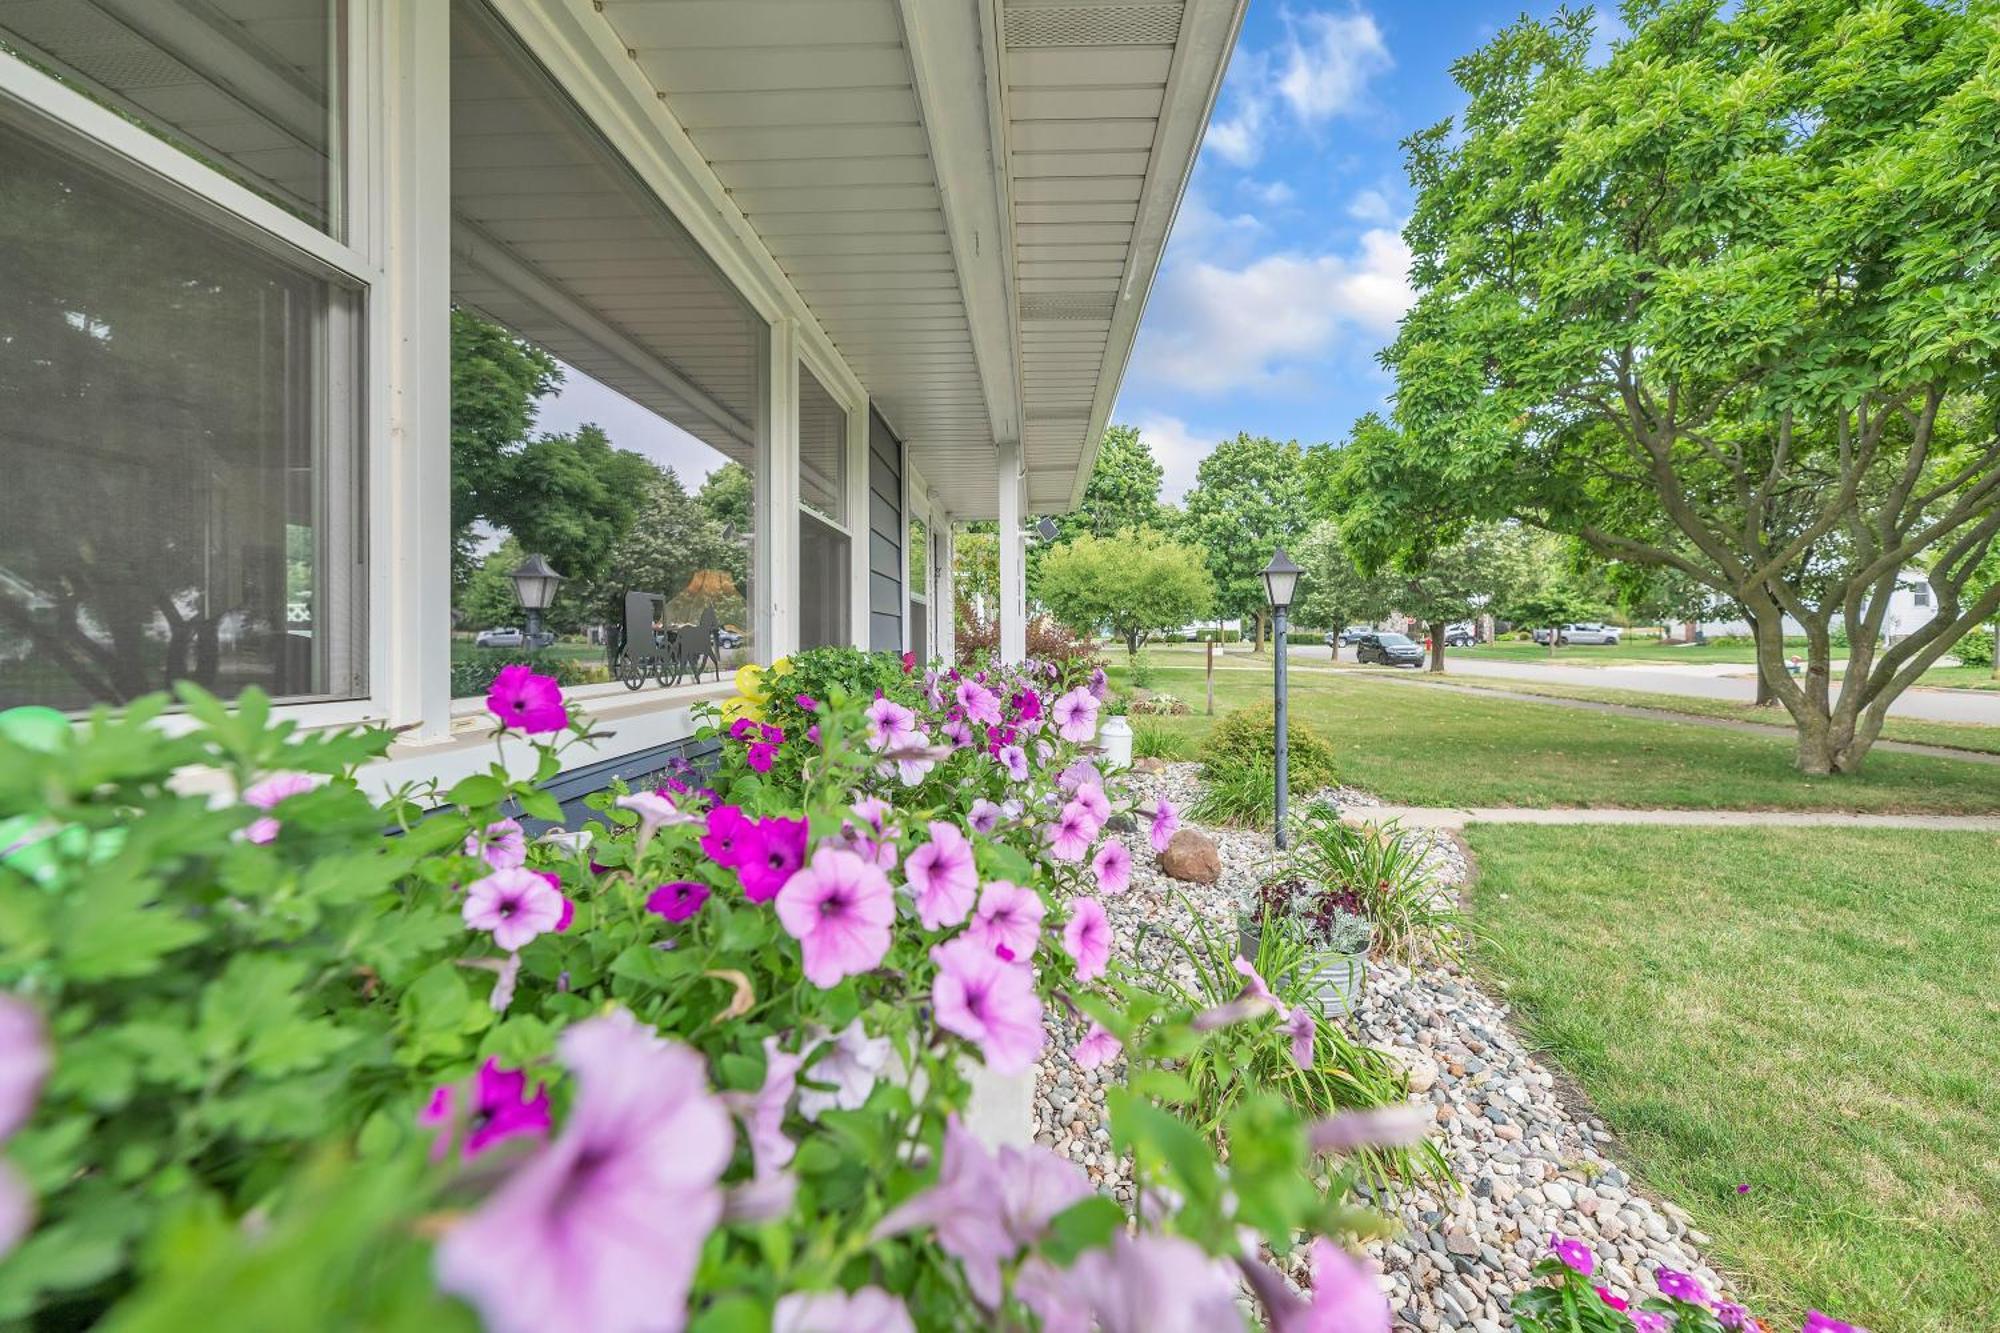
1531, 622, 1623, 646
474, 627, 525, 648
1355, 631, 1426, 667
1327, 625, 1373, 647
1442, 622, 1476, 647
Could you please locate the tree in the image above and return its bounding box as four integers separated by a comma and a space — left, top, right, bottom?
459, 539, 529, 632
952, 526, 1001, 641
697, 461, 753, 536
1180, 434, 1317, 650
1037, 528, 1214, 661
1030, 425, 1169, 593
582, 467, 745, 632
1292, 521, 1394, 660
1501, 584, 1607, 659
1363, 0, 2000, 773
450, 310, 560, 586
1385, 523, 1540, 674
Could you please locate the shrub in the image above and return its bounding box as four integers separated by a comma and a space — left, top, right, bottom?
1202, 703, 1338, 794
1293, 810, 1462, 963
1128, 691, 1190, 717
449, 650, 602, 698
1953, 626, 1994, 667
1132, 719, 1199, 762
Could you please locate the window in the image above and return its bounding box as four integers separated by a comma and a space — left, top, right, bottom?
908, 516, 928, 662
1913, 583, 1932, 608
0, 1, 345, 236
0, 103, 364, 712
796, 368, 851, 651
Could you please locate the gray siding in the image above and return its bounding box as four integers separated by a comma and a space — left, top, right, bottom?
867, 409, 904, 652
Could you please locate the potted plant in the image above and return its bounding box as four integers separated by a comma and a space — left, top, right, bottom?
1238, 877, 1372, 1014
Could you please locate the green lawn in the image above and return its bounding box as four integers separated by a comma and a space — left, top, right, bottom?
1117, 658, 2000, 813
1453, 637, 1782, 665
449, 636, 603, 665
1466, 824, 2000, 1332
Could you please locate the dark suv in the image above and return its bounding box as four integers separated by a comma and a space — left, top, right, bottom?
1355, 632, 1426, 667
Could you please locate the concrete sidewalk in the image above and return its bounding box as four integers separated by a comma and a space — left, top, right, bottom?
1345, 804, 2000, 831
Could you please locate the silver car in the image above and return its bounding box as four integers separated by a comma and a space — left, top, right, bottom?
1533, 622, 1622, 646
474, 627, 526, 648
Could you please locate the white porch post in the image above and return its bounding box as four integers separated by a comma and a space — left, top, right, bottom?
997, 439, 1026, 664
762, 318, 801, 660
380, 0, 452, 740
846, 399, 871, 649
936, 517, 957, 665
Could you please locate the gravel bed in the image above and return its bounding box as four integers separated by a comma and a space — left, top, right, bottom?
1034, 762, 1742, 1330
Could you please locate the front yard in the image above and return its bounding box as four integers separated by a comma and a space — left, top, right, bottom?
1115, 657, 2000, 814
1467, 824, 2000, 1331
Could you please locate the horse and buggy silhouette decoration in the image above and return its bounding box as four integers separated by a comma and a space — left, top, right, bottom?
609, 590, 738, 690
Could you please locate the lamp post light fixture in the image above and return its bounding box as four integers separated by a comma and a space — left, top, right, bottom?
1260, 548, 1303, 849
509, 552, 565, 648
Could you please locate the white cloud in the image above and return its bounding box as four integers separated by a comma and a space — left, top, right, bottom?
1205, 96, 1268, 168
1276, 10, 1392, 123
1245, 178, 1296, 208
1128, 413, 1217, 504
1132, 227, 1415, 394
1346, 187, 1395, 223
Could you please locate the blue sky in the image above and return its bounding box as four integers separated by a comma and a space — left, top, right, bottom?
1118, 1, 1621, 500
540, 2, 1622, 502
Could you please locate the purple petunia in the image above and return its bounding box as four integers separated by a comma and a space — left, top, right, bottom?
486, 664, 567, 734
1551, 1235, 1596, 1277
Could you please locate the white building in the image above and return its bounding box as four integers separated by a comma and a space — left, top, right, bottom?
0, 0, 1242, 795
1692, 571, 1939, 643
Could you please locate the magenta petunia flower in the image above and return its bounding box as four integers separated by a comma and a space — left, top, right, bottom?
1090, 839, 1132, 895
865, 696, 916, 751
1715, 1301, 1751, 1329
728, 717, 759, 742
745, 741, 778, 773
1011, 687, 1043, 721
533, 870, 575, 933
904, 821, 979, 929
760, 723, 784, 744
807, 723, 821, 746
956, 680, 1003, 726
1149, 798, 1181, 853
420, 1058, 551, 1161
996, 744, 1029, 782
434, 1010, 730, 1333
775, 847, 896, 987
1045, 801, 1096, 862
1239, 1237, 1390, 1333
463, 866, 566, 951
967, 798, 1005, 835
736, 815, 809, 903
1073, 1022, 1122, 1069
241, 770, 320, 844
486, 663, 566, 734
966, 880, 1045, 963
464, 817, 527, 870
1551, 1234, 1596, 1277
797, 1018, 892, 1121
1630, 1314, 1670, 1333
700, 804, 757, 867
1280, 1004, 1316, 1069
646, 880, 711, 923
773, 1286, 915, 1333
1071, 782, 1110, 823
795, 693, 818, 711
1802, 1313, 1864, 1333
1594, 1286, 1629, 1311
1062, 897, 1111, 982
1051, 687, 1099, 743
931, 935, 1045, 1074
1656, 1268, 1709, 1305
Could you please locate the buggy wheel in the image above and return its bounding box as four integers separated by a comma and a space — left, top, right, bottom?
655, 650, 684, 689
618, 653, 649, 691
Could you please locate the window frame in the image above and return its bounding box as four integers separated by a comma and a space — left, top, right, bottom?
0, 5, 388, 729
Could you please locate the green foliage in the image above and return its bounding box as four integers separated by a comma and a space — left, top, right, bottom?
1188, 756, 1284, 827
1030, 425, 1169, 592
447, 650, 604, 699
1292, 811, 1463, 964
1356, 0, 2000, 772
1952, 626, 1994, 668
1131, 720, 1199, 762
1037, 527, 1214, 660
1292, 521, 1393, 656
450, 309, 560, 586
583, 466, 747, 630
1180, 435, 1318, 627
1201, 704, 1339, 795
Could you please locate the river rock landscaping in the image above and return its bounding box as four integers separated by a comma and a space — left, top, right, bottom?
1035, 762, 1744, 1329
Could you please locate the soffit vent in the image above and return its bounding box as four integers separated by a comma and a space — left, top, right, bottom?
1004, 4, 1185, 49
1018, 292, 1116, 321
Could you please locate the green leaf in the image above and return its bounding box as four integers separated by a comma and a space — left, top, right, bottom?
447, 774, 507, 808
1038, 1195, 1125, 1266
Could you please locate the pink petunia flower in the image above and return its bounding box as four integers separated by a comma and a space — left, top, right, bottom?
967, 798, 1005, 835
1306, 1104, 1435, 1155
795, 693, 818, 711
1073, 1022, 1122, 1069
865, 696, 917, 751
797, 1019, 892, 1121
0, 998, 45, 1260
533, 870, 575, 933
942, 716, 974, 749
1045, 801, 1096, 862
931, 935, 1045, 1074
904, 821, 979, 929
725, 1035, 804, 1176
463, 866, 567, 951
1715, 1301, 1751, 1328
485, 663, 567, 734
1058, 757, 1102, 793
1630, 1314, 1670, 1333
1088, 665, 1109, 699
1062, 897, 1112, 982
1051, 687, 1099, 743
884, 730, 941, 786
773, 1286, 915, 1333
1233, 955, 1277, 1005
1149, 798, 1181, 853
463, 817, 528, 870
1071, 783, 1110, 823
645, 880, 711, 923
1656, 1269, 1710, 1305
241, 770, 320, 844
1090, 839, 1132, 895
965, 880, 1045, 963
434, 1010, 730, 1333
1552, 1235, 1596, 1276
728, 717, 759, 742
1240, 1237, 1391, 1333
700, 804, 757, 867
1595, 1287, 1630, 1312
736, 815, 809, 904
775, 847, 896, 987
1063, 1231, 1242, 1333
996, 744, 1029, 782
1280, 1004, 1316, 1069
955, 680, 1003, 726
617, 790, 699, 838
419, 1058, 551, 1161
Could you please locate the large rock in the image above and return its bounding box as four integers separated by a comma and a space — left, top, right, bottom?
1131, 756, 1168, 774
1158, 828, 1221, 884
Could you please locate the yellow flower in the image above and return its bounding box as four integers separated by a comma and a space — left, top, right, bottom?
720, 694, 764, 724
734, 662, 769, 702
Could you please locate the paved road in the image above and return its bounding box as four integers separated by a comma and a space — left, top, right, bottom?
1280, 645, 2000, 726
1344, 804, 2000, 831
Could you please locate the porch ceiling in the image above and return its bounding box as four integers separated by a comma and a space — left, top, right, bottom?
594, 0, 1243, 519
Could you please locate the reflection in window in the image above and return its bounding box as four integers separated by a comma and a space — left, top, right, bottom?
908, 516, 928, 662
798, 370, 847, 524
0, 113, 364, 710
0, 0, 345, 234
799, 512, 850, 652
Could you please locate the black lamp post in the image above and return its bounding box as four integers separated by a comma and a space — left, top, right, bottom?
1260, 548, 1303, 848
509, 553, 565, 648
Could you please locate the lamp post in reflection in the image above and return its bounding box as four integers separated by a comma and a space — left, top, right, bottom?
1260, 548, 1302, 848
509, 553, 565, 648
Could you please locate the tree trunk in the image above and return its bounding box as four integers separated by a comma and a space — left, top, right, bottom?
1546, 625, 1557, 658
1428, 619, 1447, 674
1328, 635, 1339, 662
1250, 611, 1264, 653
1754, 667, 1777, 707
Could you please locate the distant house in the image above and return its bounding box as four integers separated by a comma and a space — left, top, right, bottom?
1691, 571, 1938, 644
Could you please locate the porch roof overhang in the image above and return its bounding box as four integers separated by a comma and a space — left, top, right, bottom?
555, 0, 1244, 519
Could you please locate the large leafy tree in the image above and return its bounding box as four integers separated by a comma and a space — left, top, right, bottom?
1180, 434, 1317, 648
1292, 521, 1395, 660
1388, 522, 1542, 674
1031, 425, 1169, 592
697, 461, 753, 536
580, 467, 745, 632
1037, 527, 1215, 661
1353, 0, 2000, 773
